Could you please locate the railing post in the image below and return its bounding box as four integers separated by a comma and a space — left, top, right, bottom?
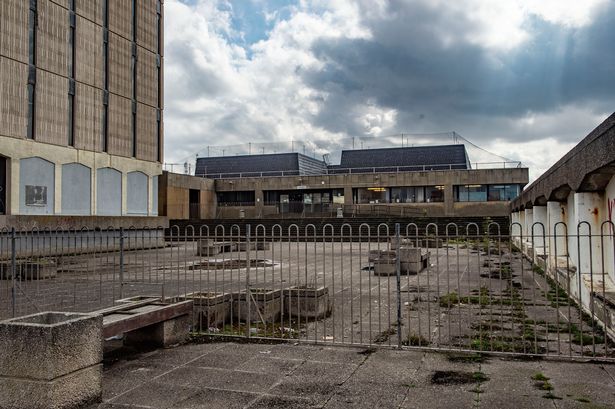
11, 227, 16, 318
119, 227, 125, 299
395, 223, 402, 349
246, 224, 251, 338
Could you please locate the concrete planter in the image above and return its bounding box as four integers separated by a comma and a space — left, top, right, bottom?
233, 288, 282, 323
115, 296, 161, 304
0, 312, 103, 409
0, 259, 57, 280
373, 260, 397, 276
284, 286, 331, 319
197, 240, 237, 256
182, 292, 231, 330
237, 241, 271, 251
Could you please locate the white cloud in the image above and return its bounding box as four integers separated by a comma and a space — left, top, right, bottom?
163, 0, 612, 180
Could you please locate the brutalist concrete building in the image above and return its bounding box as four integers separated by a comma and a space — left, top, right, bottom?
0, 0, 164, 226
189, 145, 529, 219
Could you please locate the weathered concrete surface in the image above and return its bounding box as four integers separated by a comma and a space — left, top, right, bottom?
87, 341, 615, 409
0, 311, 103, 409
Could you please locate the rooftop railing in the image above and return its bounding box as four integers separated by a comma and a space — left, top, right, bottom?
193, 161, 524, 179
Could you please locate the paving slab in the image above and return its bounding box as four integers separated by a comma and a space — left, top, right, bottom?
87, 341, 615, 409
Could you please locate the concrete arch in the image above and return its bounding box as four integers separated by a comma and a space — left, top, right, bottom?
127, 171, 148, 215
62, 163, 91, 215
19, 157, 55, 215
96, 167, 122, 216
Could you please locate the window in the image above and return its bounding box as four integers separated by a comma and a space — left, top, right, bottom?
455, 185, 487, 202
390, 187, 425, 203
217, 191, 255, 206
488, 185, 520, 201
353, 188, 389, 204
425, 186, 445, 202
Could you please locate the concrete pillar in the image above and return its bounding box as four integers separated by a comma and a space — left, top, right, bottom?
573, 192, 604, 276
443, 184, 454, 216
344, 186, 353, 206
547, 201, 568, 271
523, 208, 533, 252
532, 206, 547, 258
511, 211, 521, 246
519, 210, 526, 245
255, 189, 264, 217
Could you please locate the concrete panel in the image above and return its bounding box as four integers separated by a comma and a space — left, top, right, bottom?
136, 46, 158, 107
74, 83, 104, 151
108, 32, 132, 99
35, 70, 69, 146
107, 93, 132, 157
0, 57, 28, 139
36, 0, 69, 77
127, 171, 148, 215
605, 176, 615, 281
96, 167, 122, 216
136, 0, 158, 53
61, 163, 91, 215
108, 0, 133, 40
75, 16, 104, 89
136, 103, 157, 161
19, 157, 55, 215
76, 0, 103, 25
0, 0, 29, 64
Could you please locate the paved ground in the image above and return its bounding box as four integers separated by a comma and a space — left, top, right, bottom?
90, 340, 615, 409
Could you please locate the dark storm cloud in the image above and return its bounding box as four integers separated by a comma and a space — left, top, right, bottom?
301, 1, 615, 143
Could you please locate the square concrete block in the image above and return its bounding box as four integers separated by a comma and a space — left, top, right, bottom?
182, 292, 231, 330
0, 312, 102, 381
233, 289, 282, 323
124, 314, 192, 348
284, 286, 331, 319
0, 312, 103, 409
373, 261, 397, 276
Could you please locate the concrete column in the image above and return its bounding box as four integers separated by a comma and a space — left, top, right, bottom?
532, 206, 547, 258
573, 192, 604, 276
255, 189, 264, 217
511, 211, 521, 245
546, 201, 568, 271
344, 186, 353, 206
10, 158, 19, 215
443, 184, 454, 216
519, 210, 526, 244
523, 208, 533, 252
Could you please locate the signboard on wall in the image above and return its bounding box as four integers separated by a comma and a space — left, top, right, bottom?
25, 185, 47, 206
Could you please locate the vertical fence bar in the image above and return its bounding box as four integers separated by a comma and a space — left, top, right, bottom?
246, 224, 251, 338
395, 223, 402, 349
11, 227, 16, 318
119, 227, 124, 299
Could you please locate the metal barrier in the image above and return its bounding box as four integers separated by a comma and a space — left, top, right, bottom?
0, 222, 613, 361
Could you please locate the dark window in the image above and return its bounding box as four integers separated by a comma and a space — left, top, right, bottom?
353, 188, 389, 204
390, 187, 426, 203
424, 186, 445, 202
102, 0, 109, 152
217, 191, 256, 206
27, 4, 37, 140
454, 185, 487, 202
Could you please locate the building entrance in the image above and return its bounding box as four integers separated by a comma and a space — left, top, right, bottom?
0, 157, 5, 214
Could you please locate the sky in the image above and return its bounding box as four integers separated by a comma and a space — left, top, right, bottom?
163, 0, 615, 180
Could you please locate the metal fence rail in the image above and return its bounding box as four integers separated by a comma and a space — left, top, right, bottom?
0, 222, 613, 361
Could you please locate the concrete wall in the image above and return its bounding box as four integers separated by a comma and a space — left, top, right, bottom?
158, 172, 216, 220
19, 157, 54, 215
96, 168, 122, 216
61, 163, 91, 215
127, 171, 148, 215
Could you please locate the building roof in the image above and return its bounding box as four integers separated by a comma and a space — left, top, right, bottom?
338, 145, 470, 171
195, 152, 327, 178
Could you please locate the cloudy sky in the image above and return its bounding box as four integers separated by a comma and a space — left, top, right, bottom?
164, 0, 615, 180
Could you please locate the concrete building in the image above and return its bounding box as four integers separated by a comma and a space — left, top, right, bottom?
182, 145, 529, 219
0, 0, 164, 226
510, 112, 615, 338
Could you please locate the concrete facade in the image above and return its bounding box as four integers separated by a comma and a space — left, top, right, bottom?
210, 167, 528, 219
158, 171, 216, 220
511, 112, 615, 338
0, 0, 164, 223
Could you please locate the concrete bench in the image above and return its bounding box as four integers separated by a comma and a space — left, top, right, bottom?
99, 298, 193, 348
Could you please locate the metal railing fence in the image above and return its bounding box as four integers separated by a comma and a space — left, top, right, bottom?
0, 221, 613, 361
